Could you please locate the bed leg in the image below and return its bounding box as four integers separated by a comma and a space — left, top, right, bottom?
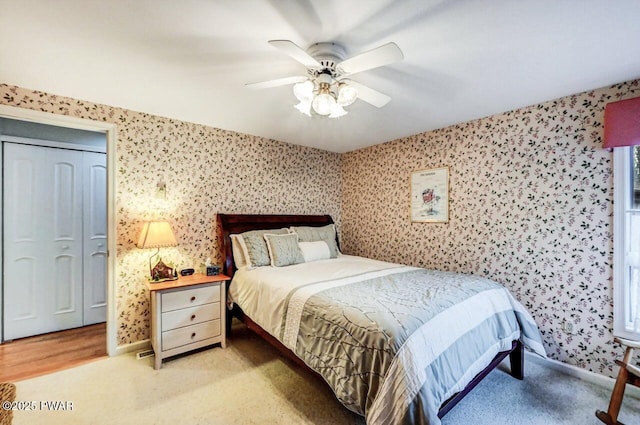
509, 340, 524, 380
226, 308, 233, 337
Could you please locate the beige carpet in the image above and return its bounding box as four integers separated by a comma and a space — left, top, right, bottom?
11, 321, 640, 425
13, 322, 363, 425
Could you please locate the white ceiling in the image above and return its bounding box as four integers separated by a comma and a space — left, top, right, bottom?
1, 0, 639, 153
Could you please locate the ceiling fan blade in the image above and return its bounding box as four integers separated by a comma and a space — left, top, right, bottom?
337, 42, 404, 76
348, 80, 391, 108
245, 75, 308, 90
268, 40, 321, 68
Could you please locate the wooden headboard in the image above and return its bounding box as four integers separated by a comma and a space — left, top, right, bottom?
218, 214, 336, 278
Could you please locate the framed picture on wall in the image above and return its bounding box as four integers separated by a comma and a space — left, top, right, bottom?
410, 166, 449, 223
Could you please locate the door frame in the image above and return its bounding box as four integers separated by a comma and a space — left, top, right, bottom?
0, 104, 117, 356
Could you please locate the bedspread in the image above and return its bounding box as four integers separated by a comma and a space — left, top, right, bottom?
277, 267, 546, 425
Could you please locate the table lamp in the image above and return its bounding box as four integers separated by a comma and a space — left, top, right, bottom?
137, 221, 178, 282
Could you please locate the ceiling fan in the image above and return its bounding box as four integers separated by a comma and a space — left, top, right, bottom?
246, 40, 404, 118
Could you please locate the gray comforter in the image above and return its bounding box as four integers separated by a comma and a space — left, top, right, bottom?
278, 267, 545, 425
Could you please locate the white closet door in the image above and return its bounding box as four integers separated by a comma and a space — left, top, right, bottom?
82, 152, 107, 325
3, 143, 84, 339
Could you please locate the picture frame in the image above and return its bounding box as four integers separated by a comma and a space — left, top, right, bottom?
410, 166, 449, 223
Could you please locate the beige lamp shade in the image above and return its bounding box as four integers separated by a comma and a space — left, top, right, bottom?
137, 221, 177, 249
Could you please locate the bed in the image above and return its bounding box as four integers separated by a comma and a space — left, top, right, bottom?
219, 214, 545, 425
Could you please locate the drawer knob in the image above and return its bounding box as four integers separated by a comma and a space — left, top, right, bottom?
190, 296, 196, 302
190, 314, 196, 321
191, 332, 196, 339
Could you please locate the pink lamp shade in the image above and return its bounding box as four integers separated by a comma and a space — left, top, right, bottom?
604, 96, 640, 149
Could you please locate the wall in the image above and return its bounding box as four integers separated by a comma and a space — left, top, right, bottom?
3, 79, 638, 377
342, 80, 640, 377
0, 84, 342, 346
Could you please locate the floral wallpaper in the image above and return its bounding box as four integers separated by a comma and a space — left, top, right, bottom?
0, 83, 342, 346
341, 80, 640, 377
2, 79, 639, 379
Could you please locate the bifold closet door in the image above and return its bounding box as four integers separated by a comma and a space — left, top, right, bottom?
3, 143, 84, 340
82, 151, 107, 326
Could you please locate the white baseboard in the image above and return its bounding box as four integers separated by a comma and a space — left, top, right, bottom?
525, 351, 640, 400
114, 339, 151, 356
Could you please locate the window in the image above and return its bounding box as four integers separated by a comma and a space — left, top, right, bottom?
614, 145, 640, 338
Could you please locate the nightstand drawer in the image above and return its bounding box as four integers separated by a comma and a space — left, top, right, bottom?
162, 302, 220, 331
162, 319, 221, 351
161, 285, 220, 312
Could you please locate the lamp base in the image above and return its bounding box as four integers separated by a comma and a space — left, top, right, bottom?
149, 258, 178, 282
148, 276, 179, 284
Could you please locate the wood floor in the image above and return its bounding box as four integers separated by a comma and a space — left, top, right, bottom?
0, 323, 107, 382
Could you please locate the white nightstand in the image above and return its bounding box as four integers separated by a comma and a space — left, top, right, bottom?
146, 273, 229, 369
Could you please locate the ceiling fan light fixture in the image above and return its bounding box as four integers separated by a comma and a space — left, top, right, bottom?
294, 99, 312, 116
337, 83, 358, 107
293, 79, 314, 102
329, 104, 347, 119
312, 92, 335, 116
292, 79, 348, 118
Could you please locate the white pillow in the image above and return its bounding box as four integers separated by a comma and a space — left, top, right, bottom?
289, 224, 340, 258
298, 241, 332, 263
230, 234, 247, 269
